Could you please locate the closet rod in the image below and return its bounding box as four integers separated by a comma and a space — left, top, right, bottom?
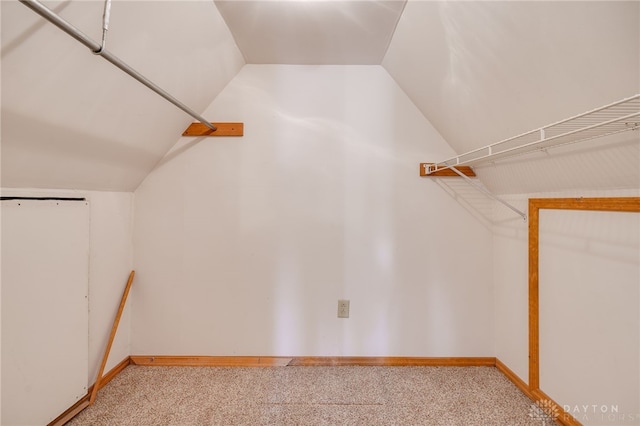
19, 0, 217, 132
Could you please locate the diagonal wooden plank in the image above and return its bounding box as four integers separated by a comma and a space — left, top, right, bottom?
89, 271, 135, 405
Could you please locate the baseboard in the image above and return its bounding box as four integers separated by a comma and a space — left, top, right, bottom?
531, 388, 581, 426
48, 357, 131, 426
47, 400, 90, 426
90, 356, 132, 392
130, 355, 496, 367
56, 356, 580, 426
495, 358, 581, 426
495, 358, 533, 399
130, 356, 293, 367
288, 356, 496, 366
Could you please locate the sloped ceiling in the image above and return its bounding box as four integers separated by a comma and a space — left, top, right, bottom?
1, 0, 244, 191
214, 0, 406, 64
382, 0, 639, 194
2, 0, 638, 194
383, 1, 639, 154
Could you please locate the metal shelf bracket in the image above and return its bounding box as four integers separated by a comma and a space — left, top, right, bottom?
449, 167, 527, 221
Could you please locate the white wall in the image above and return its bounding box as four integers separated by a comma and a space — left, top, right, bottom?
493, 189, 640, 425
540, 208, 638, 425
132, 65, 494, 357
0, 189, 134, 384
493, 195, 530, 381
2, 198, 89, 425
85, 191, 134, 378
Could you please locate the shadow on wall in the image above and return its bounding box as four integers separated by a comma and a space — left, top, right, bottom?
1, 1, 71, 59
432, 130, 640, 228
474, 133, 640, 195
432, 177, 495, 230
1, 108, 159, 188
539, 209, 640, 266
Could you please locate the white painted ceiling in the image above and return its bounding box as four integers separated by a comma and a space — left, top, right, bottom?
214, 0, 406, 64
1, 0, 639, 194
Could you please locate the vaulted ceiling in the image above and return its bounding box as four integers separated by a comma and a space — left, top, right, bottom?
1, 0, 244, 191
214, 0, 406, 65
2, 0, 638, 193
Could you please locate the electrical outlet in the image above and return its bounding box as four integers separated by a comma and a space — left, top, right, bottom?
338, 300, 350, 318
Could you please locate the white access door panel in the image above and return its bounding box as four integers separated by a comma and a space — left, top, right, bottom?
539, 209, 639, 425
2, 199, 90, 425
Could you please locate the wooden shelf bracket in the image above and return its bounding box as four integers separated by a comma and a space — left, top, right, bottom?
420, 163, 476, 177
182, 122, 244, 137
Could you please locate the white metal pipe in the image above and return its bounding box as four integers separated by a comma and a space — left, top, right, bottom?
19, 0, 217, 132
95, 0, 112, 54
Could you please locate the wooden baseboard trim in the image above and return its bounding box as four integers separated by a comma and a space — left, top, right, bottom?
130, 355, 496, 367
89, 354, 132, 394
48, 400, 90, 426
288, 356, 496, 366
531, 388, 581, 426
130, 356, 294, 367
495, 358, 581, 426
495, 358, 533, 400
48, 357, 131, 426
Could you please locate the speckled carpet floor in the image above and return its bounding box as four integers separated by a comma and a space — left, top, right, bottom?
68, 365, 555, 425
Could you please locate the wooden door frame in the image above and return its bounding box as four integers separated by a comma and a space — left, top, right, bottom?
528, 197, 640, 391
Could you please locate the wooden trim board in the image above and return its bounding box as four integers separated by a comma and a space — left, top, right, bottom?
495, 358, 532, 400
529, 197, 640, 387
287, 356, 495, 366
90, 271, 134, 404
130, 356, 496, 367
529, 197, 640, 212
528, 197, 640, 426
495, 358, 580, 426
528, 200, 541, 390
48, 357, 131, 426
182, 122, 244, 136
90, 357, 132, 394
531, 388, 582, 426
130, 356, 293, 367
419, 163, 476, 177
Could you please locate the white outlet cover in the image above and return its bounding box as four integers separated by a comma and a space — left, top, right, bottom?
338, 300, 350, 318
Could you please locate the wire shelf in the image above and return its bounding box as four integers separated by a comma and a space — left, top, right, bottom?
427, 94, 640, 174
